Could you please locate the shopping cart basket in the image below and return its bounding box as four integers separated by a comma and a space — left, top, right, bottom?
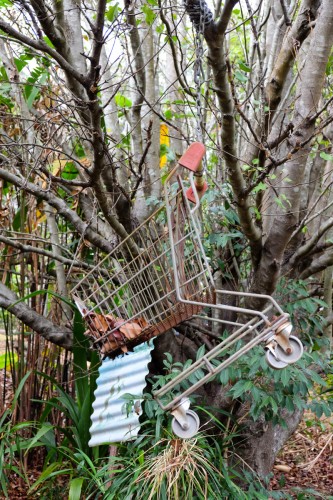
71, 142, 303, 438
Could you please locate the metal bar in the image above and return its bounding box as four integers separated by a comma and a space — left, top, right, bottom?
215, 289, 285, 316
156, 324, 272, 411
192, 304, 273, 328
154, 314, 264, 398
153, 313, 288, 403
202, 356, 215, 373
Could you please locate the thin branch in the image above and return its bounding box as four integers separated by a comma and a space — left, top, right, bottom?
289, 216, 333, 267
289, 179, 333, 242
0, 234, 97, 273
265, 0, 321, 114
0, 19, 88, 87
0, 283, 73, 350
158, 0, 193, 97
130, 130, 152, 201
279, 0, 291, 26
310, 95, 333, 123
87, 0, 107, 87
300, 248, 333, 279
216, 0, 240, 36
17, 0, 43, 39
0, 167, 115, 253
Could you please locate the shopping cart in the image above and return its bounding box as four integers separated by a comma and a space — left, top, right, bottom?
71, 143, 303, 438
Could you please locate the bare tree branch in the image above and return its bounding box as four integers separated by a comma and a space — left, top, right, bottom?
300, 248, 333, 279
0, 234, 94, 271
216, 0, 240, 35
0, 167, 115, 253
0, 283, 73, 349
0, 18, 88, 87
265, 0, 321, 114
289, 216, 333, 267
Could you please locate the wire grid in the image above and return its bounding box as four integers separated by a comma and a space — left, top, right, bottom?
71, 185, 215, 357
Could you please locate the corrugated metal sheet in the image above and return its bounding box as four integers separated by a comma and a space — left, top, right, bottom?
89, 342, 153, 446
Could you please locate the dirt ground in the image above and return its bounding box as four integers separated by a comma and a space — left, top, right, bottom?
269, 414, 333, 498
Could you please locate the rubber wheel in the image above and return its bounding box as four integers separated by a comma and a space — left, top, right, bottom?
171, 410, 200, 439
275, 336, 304, 365
265, 349, 288, 370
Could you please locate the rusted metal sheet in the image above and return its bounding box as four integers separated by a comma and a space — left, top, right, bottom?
89, 342, 153, 446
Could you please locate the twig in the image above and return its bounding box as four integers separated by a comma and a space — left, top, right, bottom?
298, 433, 333, 471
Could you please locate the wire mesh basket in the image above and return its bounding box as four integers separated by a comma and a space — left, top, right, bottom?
71, 145, 215, 357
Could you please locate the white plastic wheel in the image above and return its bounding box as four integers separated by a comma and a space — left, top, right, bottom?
171, 410, 200, 439
275, 336, 304, 365
265, 349, 288, 370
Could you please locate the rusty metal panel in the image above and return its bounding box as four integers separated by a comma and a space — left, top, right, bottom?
89, 342, 153, 446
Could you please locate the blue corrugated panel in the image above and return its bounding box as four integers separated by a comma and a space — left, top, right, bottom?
89, 342, 153, 446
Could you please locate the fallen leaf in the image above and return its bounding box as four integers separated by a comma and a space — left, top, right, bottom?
119, 322, 142, 339
134, 317, 149, 329
274, 464, 292, 473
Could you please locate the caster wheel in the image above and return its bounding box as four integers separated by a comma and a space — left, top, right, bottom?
275, 336, 303, 364
265, 349, 288, 370
171, 410, 200, 439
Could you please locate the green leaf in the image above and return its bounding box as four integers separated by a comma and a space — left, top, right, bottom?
320, 151, 333, 161
61, 161, 78, 180
115, 93, 132, 108
209, 231, 243, 248
312, 298, 328, 308
252, 182, 267, 194
26, 71, 48, 109
164, 109, 172, 120
142, 4, 155, 25
269, 397, 278, 414
280, 368, 290, 387
26, 422, 55, 452
235, 70, 247, 83
43, 36, 55, 49
12, 203, 28, 231
28, 463, 71, 493
219, 368, 229, 385
155, 23, 164, 33
106, 3, 119, 22
196, 344, 206, 360
285, 396, 295, 412
306, 370, 327, 387
239, 61, 251, 72
231, 380, 253, 399
14, 57, 28, 72
293, 395, 305, 411
12, 371, 32, 409
69, 478, 84, 500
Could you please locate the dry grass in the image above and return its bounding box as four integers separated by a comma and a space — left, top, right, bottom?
135, 438, 229, 500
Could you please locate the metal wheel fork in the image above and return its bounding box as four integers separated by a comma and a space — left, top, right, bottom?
170, 398, 200, 439
265, 321, 303, 369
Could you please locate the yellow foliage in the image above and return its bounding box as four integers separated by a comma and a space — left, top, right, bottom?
160, 124, 169, 168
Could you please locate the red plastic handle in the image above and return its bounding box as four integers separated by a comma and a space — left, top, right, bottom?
178, 142, 206, 172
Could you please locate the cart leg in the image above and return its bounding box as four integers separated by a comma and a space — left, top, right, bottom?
170, 398, 200, 439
